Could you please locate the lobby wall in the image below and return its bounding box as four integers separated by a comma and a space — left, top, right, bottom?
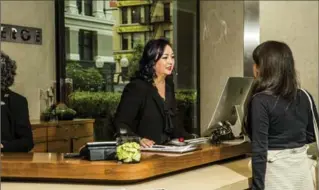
200, 1, 244, 134
1, 1, 56, 120
200, 1, 318, 133
260, 1, 319, 105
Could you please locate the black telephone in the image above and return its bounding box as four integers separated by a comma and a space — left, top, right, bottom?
64, 141, 117, 161
210, 121, 236, 144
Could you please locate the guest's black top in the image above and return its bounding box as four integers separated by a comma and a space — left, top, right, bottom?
246, 89, 319, 190
1, 89, 34, 152
113, 78, 191, 144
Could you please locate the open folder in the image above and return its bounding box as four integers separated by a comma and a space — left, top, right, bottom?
141, 144, 200, 154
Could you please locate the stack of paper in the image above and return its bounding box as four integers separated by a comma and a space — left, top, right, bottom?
141, 144, 199, 154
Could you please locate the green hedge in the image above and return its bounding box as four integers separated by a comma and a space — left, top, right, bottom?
68, 91, 121, 118
68, 89, 196, 118
68, 89, 197, 140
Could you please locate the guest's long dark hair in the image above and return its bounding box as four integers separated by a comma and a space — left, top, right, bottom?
135, 38, 172, 84
252, 40, 299, 101
243, 41, 299, 137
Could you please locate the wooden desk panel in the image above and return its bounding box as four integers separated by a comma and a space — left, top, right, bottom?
1, 158, 252, 190
1, 143, 251, 183
30, 119, 95, 153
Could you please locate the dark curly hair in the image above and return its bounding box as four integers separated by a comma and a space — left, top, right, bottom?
1, 51, 17, 91
136, 38, 172, 83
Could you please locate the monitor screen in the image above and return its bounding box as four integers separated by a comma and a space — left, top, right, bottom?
202, 77, 254, 137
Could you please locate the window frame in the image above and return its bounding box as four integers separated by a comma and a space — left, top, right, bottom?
78, 29, 94, 61
163, 3, 170, 21
55, 0, 201, 134
121, 7, 128, 24
131, 6, 141, 24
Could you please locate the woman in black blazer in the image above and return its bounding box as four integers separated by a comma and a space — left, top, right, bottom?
1, 51, 34, 152
113, 38, 192, 147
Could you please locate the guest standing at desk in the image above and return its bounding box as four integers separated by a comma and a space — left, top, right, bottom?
246, 41, 319, 190
1, 51, 34, 152
113, 38, 192, 148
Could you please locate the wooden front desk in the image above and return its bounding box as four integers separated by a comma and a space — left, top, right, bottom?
31, 119, 95, 153
1, 143, 251, 183
1, 158, 252, 190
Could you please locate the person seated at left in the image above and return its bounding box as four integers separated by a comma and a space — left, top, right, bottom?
1, 51, 34, 152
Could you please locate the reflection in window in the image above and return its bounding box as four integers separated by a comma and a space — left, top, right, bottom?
84, 0, 93, 16
122, 7, 128, 24
164, 3, 170, 21
122, 34, 129, 50
164, 30, 170, 42
61, 1, 199, 142
76, 0, 82, 14
132, 33, 143, 48
76, 0, 93, 16
131, 7, 141, 23
79, 30, 94, 60
144, 5, 150, 24
145, 32, 152, 44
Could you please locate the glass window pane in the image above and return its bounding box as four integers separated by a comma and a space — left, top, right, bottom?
122, 7, 128, 24
131, 7, 141, 23
63, 0, 199, 142
164, 3, 170, 21
122, 34, 129, 50
84, 0, 93, 16
132, 33, 143, 49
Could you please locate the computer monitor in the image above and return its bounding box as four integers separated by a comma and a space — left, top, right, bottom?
202, 77, 255, 137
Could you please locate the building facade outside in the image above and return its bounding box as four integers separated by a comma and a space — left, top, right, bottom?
64, 1, 114, 71
112, 0, 173, 85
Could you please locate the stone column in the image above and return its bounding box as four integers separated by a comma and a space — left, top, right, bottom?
104, 0, 115, 21
93, 0, 105, 19
65, 0, 79, 15
66, 27, 80, 61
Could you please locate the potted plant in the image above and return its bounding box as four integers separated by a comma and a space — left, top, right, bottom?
55, 103, 77, 120
40, 103, 77, 121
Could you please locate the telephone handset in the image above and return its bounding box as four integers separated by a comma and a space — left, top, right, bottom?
64, 141, 117, 161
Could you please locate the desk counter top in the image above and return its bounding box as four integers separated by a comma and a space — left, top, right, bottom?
1, 143, 251, 183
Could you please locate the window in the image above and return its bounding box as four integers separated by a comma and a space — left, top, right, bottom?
131, 7, 141, 23
84, 0, 93, 16
164, 3, 170, 21
145, 32, 152, 44
76, 0, 82, 14
122, 34, 129, 50
144, 5, 150, 24
76, 0, 93, 16
65, 27, 70, 56
164, 30, 171, 42
79, 30, 94, 60
122, 7, 128, 24
132, 33, 143, 48
60, 1, 200, 142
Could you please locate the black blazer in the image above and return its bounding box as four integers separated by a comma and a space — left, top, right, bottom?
1, 89, 34, 152
113, 78, 191, 144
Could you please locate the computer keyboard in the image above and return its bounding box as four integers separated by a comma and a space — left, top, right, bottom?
185, 137, 210, 145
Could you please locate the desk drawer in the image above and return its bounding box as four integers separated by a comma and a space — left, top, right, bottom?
32, 127, 46, 143
48, 139, 70, 153
72, 136, 94, 153
32, 142, 47, 152
47, 125, 70, 141
71, 123, 94, 138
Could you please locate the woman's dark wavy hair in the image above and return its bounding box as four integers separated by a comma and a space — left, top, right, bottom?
252, 40, 299, 101
135, 38, 172, 83
1, 51, 17, 91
